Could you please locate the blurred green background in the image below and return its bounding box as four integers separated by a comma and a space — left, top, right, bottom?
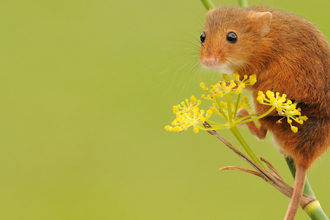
1, 0, 330, 219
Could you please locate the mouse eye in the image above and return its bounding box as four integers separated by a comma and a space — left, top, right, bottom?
226, 31, 237, 44
200, 32, 206, 43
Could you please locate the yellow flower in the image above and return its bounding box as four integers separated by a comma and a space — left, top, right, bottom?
166, 73, 258, 133
257, 91, 308, 133
236, 96, 250, 110
200, 73, 256, 101
232, 72, 257, 86
165, 96, 209, 133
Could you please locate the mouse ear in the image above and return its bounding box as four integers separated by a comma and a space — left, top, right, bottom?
251, 12, 272, 36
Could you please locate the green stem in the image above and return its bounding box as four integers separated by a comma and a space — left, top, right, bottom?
233, 93, 241, 119
201, 0, 247, 9
230, 126, 265, 168
200, 0, 216, 10
285, 157, 329, 220
285, 157, 314, 197
199, 123, 227, 130
306, 201, 329, 220
238, 0, 248, 7
215, 98, 228, 122
235, 106, 276, 126
204, 119, 227, 126
226, 94, 233, 123
235, 113, 259, 121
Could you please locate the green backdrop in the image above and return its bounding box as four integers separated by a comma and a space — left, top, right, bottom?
1, 0, 330, 219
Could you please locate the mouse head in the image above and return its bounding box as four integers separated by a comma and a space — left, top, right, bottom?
200, 7, 272, 75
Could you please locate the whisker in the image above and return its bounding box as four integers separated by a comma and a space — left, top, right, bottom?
177, 60, 201, 96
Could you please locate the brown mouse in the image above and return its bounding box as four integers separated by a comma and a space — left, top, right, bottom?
200, 5, 330, 220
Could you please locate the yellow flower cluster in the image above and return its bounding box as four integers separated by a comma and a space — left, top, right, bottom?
165, 74, 257, 133
231, 72, 257, 86
236, 96, 250, 110
200, 73, 257, 101
164, 96, 210, 133
165, 72, 307, 135
257, 91, 308, 133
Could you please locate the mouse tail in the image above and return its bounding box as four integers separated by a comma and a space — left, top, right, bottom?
284, 165, 307, 220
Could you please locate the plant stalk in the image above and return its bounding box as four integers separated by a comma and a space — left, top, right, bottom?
230, 126, 264, 168
285, 157, 329, 220
239, 0, 248, 7
200, 0, 215, 10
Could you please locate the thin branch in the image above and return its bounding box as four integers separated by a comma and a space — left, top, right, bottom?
203, 122, 316, 209
219, 166, 263, 178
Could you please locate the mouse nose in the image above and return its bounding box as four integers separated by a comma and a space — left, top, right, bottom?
202, 57, 218, 66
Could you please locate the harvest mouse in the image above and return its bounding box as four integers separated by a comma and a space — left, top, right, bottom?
200, 5, 330, 220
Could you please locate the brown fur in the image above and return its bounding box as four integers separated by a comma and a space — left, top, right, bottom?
200, 5, 330, 219
200, 5, 330, 170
